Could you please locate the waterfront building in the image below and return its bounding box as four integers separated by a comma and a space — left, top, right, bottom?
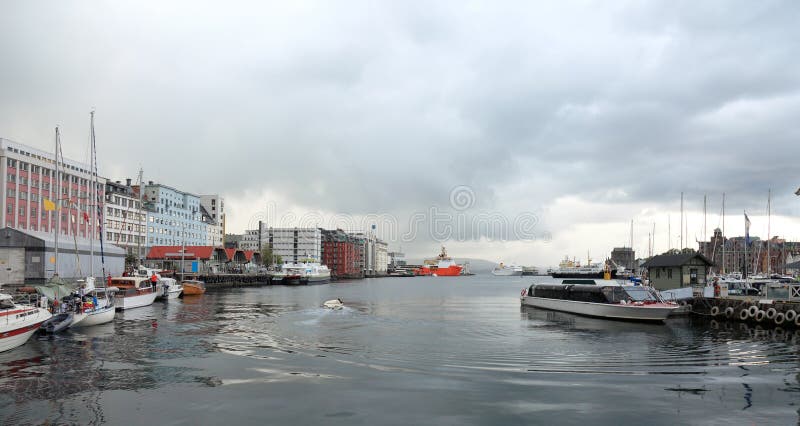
388, 251, 406, 269
241, 222, 322, 264
104, 179, 146, 258
348, 231, 388, 277
141, 182, 222, 248
144, 245, 259, 274
641, 252, 713, 291
698, 228, 800, 276
200, 194, 225, 246
0, 138, 126, 280
322, 229, 360, 279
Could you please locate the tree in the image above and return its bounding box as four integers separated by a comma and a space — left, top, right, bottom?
260, 246, 283, 267
125, 253, 138, 268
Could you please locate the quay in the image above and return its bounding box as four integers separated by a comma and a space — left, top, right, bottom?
690, 295, 800, 328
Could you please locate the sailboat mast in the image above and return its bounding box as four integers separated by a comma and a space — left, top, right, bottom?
680, 192, 684, 250
703, 194, 707, 243
89, 110, 95, 277
54, 126, 60, 277
767, 189, 771, 276
721, 193, 726, 275
137, 168, 144, 265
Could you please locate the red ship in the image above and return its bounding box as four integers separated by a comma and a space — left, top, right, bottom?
414, 246, 463, 276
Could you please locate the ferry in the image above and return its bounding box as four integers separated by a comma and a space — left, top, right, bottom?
492, 263, 524, 276
275, 262, 331, 285
0, 293, 52, 352
414, 246, 463, 276
521, 279, 678, 322
550, 255, 621, 279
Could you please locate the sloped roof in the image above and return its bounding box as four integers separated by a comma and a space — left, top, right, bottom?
641, 252, 714, 268
244, 250, 255, 262
224, 248, 236, 261
146, 246, 217, 260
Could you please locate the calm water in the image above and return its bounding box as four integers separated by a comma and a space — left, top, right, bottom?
1, 276, 799, 425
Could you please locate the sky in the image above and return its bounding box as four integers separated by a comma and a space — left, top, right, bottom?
1, 1, 799, 266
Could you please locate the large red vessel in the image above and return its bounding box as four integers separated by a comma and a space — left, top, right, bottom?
414, 246, 463, 276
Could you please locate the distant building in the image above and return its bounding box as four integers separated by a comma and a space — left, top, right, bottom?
200, 194, 225, 245
224, 233, 242, 249
388, 251, 406, 268
321, 229, 360, 279
348, 231, 387, 276
641, 252, 713, 290
241, 222, 322, 264
610, 247, 635, 273
699, 228, 800, 276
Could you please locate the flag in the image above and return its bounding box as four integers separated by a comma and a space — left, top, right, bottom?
83, 212, 89, 223
744, 212, 751, 245
43, 198, 56, 211
796, 186, 800, 196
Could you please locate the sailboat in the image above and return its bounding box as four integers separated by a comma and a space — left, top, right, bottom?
74, 111, 116, 325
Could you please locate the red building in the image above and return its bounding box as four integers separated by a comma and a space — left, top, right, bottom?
322, 229, 361, 279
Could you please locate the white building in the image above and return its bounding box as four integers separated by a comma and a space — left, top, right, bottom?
143, 182, 215, 247
105, 179, 146, 258
241, 222, 321, 264
200, 194, 225, 246
349, 231, 388, 276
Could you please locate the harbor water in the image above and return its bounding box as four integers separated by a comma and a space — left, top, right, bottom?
1, 275, 799, 425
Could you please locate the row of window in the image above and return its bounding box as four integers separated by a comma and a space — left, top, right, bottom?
106, 195, 140, 209
7, 155, 96, 178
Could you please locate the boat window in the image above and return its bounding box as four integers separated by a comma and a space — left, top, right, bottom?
623, 287, 657, 302
562, 279, 596, 285
0, 299, 14, 309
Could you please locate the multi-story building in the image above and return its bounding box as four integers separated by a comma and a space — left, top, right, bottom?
0, 138, 125, 280
699, 228, 800, 276
200, 195, 225, 245
105, 179, 146, 258
241, 222, 321, 264
141, 182, 216, 247
348, 231, 388, 277
610, 247, 636, 273
321, 229, 360, 279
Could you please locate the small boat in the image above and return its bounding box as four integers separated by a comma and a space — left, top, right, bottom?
278, 262, 331, 285
0, 293, 52, 352
41, 312, 74, 334
182, 280, 206, 296
521, 282, 678, 322
323, 299, 344, 310
159, 278, 184, 299
111, 277, 159, 310
492, 263, 524, 276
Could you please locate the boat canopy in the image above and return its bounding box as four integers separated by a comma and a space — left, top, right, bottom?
530, 284, 652, 304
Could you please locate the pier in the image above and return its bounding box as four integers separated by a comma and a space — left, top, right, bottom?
689, 283, 800, 328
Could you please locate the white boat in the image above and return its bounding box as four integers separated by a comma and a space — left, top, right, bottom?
111, 277, 158, 310
72, 280, 116, 327
134, 267, 183, 300
521, 283, 678, 322
323, 299, 344, 310
0, 293, 52, 352
279, 262, 331, 285
491, 263, 523, 276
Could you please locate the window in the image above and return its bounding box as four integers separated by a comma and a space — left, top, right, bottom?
30, 207, 37, 217
8, 189, 15, 197
667, 269, 672, 279
19, 206, 25, 216
6, 203, 13, 215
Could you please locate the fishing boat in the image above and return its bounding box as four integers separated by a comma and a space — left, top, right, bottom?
414, 246, 463, 277
1, 293, 52, 352
182, 280, 206, 295
491, 263, 524, 276
111, 277, 158, 310
520, 281, 678, 322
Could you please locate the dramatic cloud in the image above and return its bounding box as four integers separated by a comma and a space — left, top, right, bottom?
1, 1, 799, 264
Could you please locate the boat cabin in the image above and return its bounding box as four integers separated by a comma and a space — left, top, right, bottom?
110, 277, 154, 297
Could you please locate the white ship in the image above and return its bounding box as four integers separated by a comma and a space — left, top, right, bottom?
0, 293, 52, 352
277, 262, 332, 285
111, 276, 159, 310
491, 263, 524, 276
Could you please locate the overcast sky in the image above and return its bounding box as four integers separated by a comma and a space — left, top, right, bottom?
1, 1, 799, 265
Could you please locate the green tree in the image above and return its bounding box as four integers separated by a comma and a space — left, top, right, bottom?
125, 253, 138, 268
260, 246, 283, 267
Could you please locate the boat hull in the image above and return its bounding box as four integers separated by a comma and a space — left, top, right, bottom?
521, 296, 676, 322
72, 306, 116, 327
115, 291, 158, 310
0, 320, 47, 352
182, 283, 206, 295
492, 269, 523, 276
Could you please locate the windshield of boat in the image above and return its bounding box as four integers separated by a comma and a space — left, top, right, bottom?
0, 299, 14, 309
623, 287, 658, 302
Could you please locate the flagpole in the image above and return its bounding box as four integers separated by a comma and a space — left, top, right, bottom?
744, 210, 748, 279
89, 110, 95, 278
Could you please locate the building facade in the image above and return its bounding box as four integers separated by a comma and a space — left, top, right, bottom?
241, 223, 322, 264
321, 229, 360, 279
142, 182, 217, 247
610, 247, 636, 273
699, 228, 800, 276
200, 194, 225, 246
105, 179, 146, 258
642, 252, 713, 290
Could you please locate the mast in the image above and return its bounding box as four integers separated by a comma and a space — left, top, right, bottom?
744, 210, 748, 279
767, 189, 771, 276
89, 111, 95, 277
703, 194, 707, 243
90, 111, 106, 279
668, 215, 671, 251
680, 192, 684, 250
721, 193, 726, 275
54, 126, 60, 278
137, 167, 144, 265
